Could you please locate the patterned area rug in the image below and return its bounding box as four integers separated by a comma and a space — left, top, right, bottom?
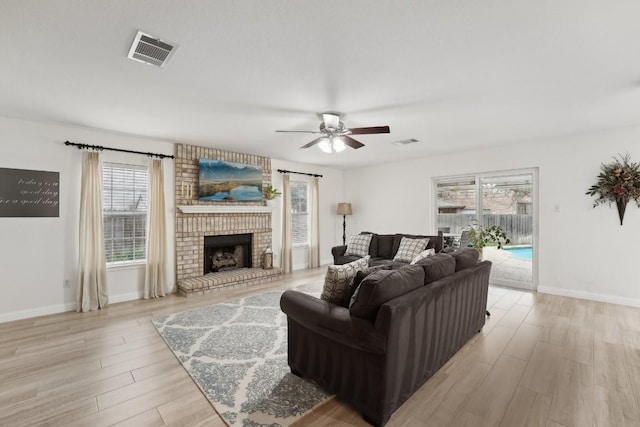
153, 290, 331, 426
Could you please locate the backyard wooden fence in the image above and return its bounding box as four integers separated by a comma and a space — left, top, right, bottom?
437, 214, 533, 245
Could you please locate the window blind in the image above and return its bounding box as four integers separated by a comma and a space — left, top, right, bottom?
290, 181, 309, 245
102, 163, 148, 263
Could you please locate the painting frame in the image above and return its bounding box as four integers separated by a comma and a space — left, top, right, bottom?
198, 158, 263, 202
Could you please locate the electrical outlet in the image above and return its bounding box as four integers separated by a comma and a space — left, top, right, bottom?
64, 279, 70, 288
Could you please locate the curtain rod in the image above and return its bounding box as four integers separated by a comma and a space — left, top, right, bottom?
64, 140, 175, 159
277, 168, 323, 178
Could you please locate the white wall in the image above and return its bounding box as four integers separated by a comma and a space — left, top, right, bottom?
345, 125, 640, 307
270, 159, 345, 270
0, 116, 175, 321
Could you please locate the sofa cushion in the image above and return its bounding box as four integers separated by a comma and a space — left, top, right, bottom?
349, 265, 425, 320
321, 256, 370, 305
393, 237, 429, 262
376, 234, 395, 259
344, 233, 373, 257
343, 264, 393, 307
415, 253, 456, 284
369, 257, 396, 267
410, 248, 436, 265
451, 247, 479, 271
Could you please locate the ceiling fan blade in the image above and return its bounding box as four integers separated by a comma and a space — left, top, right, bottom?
300, 137, 325, 149
342, 136, 365, 149
348, 126, 390, 135
275, 130, 321, 134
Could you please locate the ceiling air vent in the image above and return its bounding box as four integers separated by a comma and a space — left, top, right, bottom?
392, 138, 419, 146
127, 30, 178, 68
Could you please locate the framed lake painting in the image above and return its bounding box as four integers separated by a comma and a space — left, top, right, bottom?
198, 159, 263, 201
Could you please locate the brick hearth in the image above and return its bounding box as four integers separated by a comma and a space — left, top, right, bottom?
174, 144, 280, 294
177, 268, 282, 296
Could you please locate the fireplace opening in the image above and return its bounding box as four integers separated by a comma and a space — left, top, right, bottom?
204, 233, 252, 274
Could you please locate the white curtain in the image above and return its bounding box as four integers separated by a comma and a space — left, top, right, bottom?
145, 159, 167, 299
309, 177, 320, 268
281, 174, 292, 273
77, 151, 108, 312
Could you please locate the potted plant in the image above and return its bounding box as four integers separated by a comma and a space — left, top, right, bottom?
465, 221, 511, 260
586, 153, 640, 225
263, 185, 281, 206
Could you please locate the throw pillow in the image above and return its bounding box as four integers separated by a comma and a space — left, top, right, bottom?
320, 255, 370, 305
349, 266, 425, 320
344, 233, 373, 257
391, 234, 429, 258
410, 248, 436, 265
343, 264, 393, 307
393, 237, 429, 263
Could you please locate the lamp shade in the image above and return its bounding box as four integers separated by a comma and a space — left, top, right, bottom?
337, 202, 352, 216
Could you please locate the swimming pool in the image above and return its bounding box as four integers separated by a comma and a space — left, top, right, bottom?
503, 246, 533, 260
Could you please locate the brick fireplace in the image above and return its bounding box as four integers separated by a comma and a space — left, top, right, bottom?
174, 144, 281, 296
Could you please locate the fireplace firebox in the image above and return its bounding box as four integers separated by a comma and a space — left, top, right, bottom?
203, 233, 252, 274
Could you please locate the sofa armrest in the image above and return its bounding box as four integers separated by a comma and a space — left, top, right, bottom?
331, 245, 348, 261
280, 290, 386, 354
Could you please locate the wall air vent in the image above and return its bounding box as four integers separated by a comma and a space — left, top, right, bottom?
127, 30, 178, 68
392, 138, 419, 146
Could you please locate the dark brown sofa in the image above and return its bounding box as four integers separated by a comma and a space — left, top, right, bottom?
331, 231, 444, 266
280, 248, 490, 426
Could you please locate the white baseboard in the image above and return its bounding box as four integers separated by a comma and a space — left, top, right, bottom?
537, 286, 640, 308
110, 292, 144, 304
0, 302, 77, 323
0, 291, 147, 323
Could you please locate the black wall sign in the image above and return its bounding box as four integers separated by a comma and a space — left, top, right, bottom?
0, 168, 60, 217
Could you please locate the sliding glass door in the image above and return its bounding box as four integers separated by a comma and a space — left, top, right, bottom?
435, 169, 537, 290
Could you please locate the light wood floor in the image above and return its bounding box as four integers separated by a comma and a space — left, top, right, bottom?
2, 269, 640, 427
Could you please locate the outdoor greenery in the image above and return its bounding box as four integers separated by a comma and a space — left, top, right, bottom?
108, 248, 146, 263
586, 153, 640, 207
466, 221, 511, 250
263, 185, 282, 200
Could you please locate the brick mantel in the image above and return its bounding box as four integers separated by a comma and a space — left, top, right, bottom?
177, 205, 274, 214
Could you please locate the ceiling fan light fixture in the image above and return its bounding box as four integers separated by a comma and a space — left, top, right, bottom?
333, 137, 346, 152
318, 137, 346, 153
318, 139, 332, 153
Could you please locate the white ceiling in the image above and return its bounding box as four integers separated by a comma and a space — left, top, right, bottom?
2, 1, 640, 168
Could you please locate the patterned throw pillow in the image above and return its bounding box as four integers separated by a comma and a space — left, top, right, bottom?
410, 248, 436, 265
344, 233, 373, 257
321, 256, 370, 305
393, 237, 429, 263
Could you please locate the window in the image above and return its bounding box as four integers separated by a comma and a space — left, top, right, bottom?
434, 171, 536, 290
102, 163, 148, 263
435, 179, 477, 237
290, 181, 310, 245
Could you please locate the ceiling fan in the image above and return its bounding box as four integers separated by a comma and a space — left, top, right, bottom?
275, 112, 390, 153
